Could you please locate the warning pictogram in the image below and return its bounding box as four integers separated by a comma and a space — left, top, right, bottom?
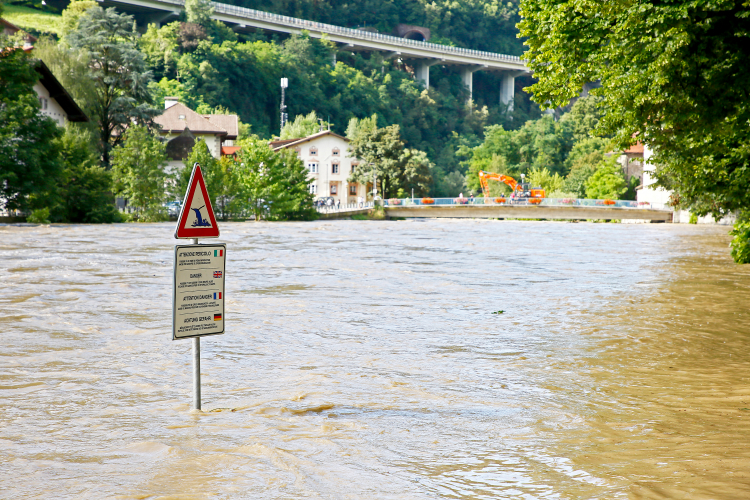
174, 163, 220, 239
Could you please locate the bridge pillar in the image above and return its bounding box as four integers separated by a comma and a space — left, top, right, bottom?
415, 60, 439, 89
500, 71, 527, 113
460, 66, 485, 103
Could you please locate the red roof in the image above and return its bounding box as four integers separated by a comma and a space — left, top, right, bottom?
624, 141, 644, 154
222, 146, 241, 155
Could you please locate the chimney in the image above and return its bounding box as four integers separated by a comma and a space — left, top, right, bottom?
165, 97, 179, 109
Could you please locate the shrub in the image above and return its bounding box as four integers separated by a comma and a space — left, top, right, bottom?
27, 208, 51, 224
730, 212, 750, 264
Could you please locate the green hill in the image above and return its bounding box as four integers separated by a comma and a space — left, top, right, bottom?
2, 4, 62, 37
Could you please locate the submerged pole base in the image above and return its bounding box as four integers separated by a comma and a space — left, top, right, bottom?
193, 336, 201, 410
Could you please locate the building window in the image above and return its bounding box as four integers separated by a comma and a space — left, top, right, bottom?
349, 184, 357, 195
351, 162, 358, 173
178, 114, 185, 120
332, 162, 339, 174
309, 146, 318, 156
330, 184, 337, 195
308, 162, 318, 173
309, 184, 317, 194
332, 147, 340, 156
38, 97, 48, 110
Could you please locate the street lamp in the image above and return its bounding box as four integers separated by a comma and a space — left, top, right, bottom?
280, 78, 289, 131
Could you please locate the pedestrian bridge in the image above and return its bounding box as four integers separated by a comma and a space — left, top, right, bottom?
97, 0, 528, 104
382, 198, 673, 222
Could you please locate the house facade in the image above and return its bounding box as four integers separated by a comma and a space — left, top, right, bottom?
270, 131, 369, 205
615, 142, 644, 184
32, 61, 88, 127
153, 97, 239, 175
637, 144, 735, 225
2, 21, 87, 127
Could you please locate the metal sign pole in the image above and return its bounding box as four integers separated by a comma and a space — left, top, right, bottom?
191, 237, 201, 411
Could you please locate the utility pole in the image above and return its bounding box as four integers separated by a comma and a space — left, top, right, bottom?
280, 78, 288, 131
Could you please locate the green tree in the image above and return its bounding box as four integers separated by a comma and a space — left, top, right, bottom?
519, 0, 750, 259
233, 137, 315, 221
52, 127, 121, 223
0, 47, 63, 213
111, 125, 168, 221
185, 0, 214, 27
177, 140, 242, 220
527, 167, 564, 194
730, 211, 750, 264
60, 0, 97, 40
66, 6, 159, 167
400, 148, 434, 197
584, 158, 627, 200
280, 111, 327, 139
348, 122, 432, 198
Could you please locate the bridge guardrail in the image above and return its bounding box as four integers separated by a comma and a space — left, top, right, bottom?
383, 198, 668, 209
315, 201, 374, 213
155, 0, 523, 64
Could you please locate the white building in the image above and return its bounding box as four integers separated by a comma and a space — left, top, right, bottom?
270, 131, 369, 204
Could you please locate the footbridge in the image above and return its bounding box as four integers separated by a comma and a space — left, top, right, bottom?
382, 198, 673, 222
96, 0, 529, 106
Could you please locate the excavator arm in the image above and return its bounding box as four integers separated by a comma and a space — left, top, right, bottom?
478, 171, 520, 198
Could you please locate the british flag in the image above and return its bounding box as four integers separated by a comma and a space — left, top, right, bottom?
213, 271, 222, 278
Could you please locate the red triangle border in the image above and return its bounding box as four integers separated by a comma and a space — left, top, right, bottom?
174, 163, 220, 239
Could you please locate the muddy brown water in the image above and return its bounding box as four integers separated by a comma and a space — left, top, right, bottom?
1, 220, 749, 499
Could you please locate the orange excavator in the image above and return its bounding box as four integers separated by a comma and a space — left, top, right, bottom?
478, 171, 545, 203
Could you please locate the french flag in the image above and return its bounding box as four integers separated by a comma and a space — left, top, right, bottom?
214, 292, 222, 299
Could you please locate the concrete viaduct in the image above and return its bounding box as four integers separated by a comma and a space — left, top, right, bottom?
96, 0, 530, 108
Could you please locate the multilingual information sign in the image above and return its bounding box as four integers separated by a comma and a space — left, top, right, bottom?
173, 244, 226, 340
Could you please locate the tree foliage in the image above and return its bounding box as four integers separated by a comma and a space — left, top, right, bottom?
518, 0, 750, 218
234, 137, 316, 221
0, 46, 63, 212
66, 6, 159, 167
185, 0, 214, 27
348, 119, 433, 198
584, 158, 628, 201
280, 111, 327, 139
51, 127, 121, 223
462, 97, 605, 193
176, 139, 240, 220
527, 167, 564, 194
111, 125, 168, 221
730, 211, 750, 264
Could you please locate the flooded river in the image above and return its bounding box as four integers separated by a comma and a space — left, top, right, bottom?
2, 220, 750, 499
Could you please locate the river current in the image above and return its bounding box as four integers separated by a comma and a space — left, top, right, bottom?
2, 220, 749, 499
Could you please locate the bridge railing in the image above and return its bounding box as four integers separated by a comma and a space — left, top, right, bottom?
383, 198, 665, 209
315, 201, 374, 213
154, 0, 523, 64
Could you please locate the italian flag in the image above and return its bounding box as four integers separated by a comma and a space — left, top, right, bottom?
214, 249, 223, 257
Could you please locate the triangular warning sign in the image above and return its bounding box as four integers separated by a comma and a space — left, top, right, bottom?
174, 163, 220, 239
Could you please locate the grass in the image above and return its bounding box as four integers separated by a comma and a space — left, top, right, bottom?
3, 5, 63, 37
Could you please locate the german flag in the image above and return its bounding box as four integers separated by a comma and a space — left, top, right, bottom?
214, 313, 222, 321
